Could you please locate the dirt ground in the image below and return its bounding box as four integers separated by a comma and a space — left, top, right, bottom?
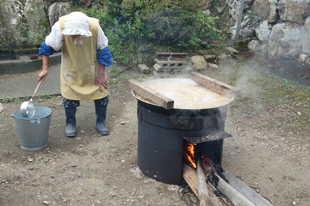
0, 55, 310, 206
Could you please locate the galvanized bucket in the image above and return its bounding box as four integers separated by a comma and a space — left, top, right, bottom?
12, 106, 52, 151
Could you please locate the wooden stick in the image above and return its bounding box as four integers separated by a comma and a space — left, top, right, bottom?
190, 72, 241, 97
197, 158, 210, 206
31, 80, 42, 99
183, 163, 222, 206
212, 172, 255, 206
127, 79, 174, 109
222, 170, 274, 206
183, 163, 198, 197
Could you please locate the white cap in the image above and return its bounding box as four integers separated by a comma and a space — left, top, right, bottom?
62, 12, 92, 37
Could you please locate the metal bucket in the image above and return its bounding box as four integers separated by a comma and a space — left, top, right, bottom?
12, 106, 52, 151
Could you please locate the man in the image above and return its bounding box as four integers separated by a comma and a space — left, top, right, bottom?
38, 11, 112, 137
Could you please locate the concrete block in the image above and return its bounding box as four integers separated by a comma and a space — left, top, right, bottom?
137, 64, 150, 74
153, 58, 187, 72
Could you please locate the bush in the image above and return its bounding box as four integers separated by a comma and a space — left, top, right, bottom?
78, 0, 220, 66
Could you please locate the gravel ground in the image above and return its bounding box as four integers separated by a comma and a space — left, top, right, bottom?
0, 55, 309, 206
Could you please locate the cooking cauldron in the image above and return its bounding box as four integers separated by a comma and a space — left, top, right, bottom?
132, 78, 236, 184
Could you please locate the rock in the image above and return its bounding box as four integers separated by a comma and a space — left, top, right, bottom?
268, 2, 279, 23
240, 27, 255, 38
80, 130, 85, 134
253, 0, 272, 20
203, 55, 216, 63
216, 53, 232, 63
77, 0, 94, 8
229, 0, 254, 21
70, 163, 77, 167
0, 103, 3, 113
302, 17, 310, 55
48, 2, 71, 27
226, 47, 238, 55
209, 63, 219, 69
216, 5, 225, 13
268, 22, 303, 58
229, 14, 261, 40
43, 201, 50, 205
259, 43, 268, 52
110, 192, 116, 197
137, 64, 150, 74
120, 121, 126, 125
191, 56, 208, 71
255, 20, 271, 41
299, 54, 308, 62
278, 0, 310, 24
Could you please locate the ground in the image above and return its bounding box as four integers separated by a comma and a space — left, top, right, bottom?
0, 55, 310, 206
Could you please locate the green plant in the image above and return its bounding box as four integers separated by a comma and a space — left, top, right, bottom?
110, 67, 118, 73
3, 146, 11, 154
40, 94, 52, 99
14, 97, 21, 103
1, 97, 13, 103
78, 0, 220, 66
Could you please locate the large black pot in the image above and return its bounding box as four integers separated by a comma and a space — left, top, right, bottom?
133, 78, 234, 184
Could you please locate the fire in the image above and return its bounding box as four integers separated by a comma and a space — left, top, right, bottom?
183, 141, 196, 168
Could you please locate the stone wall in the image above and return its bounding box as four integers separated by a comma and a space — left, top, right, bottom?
1, 0, 310, 59
0, 0, 92, 53
202, 0, 310, 58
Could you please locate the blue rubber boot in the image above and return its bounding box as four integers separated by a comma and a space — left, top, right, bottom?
64, 106, 76, 137
94, 97, 109, 135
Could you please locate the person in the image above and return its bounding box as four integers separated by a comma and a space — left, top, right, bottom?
38, 11, 112, 137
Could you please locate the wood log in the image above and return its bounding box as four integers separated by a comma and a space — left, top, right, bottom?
127, 79, 174, 109
212, 172, 255, 206
197, 158, 210, 206
183, 163, 223, 206
183, 163, 198, 196
190, 72, 241, 97
222, 170, 274, 206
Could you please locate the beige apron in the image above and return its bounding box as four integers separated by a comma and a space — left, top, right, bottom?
59, 15, 108, 101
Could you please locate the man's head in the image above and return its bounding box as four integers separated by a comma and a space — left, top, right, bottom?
62, 12, 92, 45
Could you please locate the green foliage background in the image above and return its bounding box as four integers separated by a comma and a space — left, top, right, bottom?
78, 0, 220, 66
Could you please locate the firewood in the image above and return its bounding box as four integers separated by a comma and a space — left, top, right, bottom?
183, 163, 198, 196
183, 163, 223, 206
197, 158, 210, 206
212, 172, 255, 206
222, 170, 274, 206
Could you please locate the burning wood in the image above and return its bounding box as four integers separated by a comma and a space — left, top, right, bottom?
183, 144, 274, 206
197, 158, 210, 206
183, 162, 223, 206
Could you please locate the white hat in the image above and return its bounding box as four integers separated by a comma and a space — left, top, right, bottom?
62, 12, 93, 37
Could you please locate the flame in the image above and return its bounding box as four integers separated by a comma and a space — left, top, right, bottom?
184, 141, 196, 168
202, 155, 211, 170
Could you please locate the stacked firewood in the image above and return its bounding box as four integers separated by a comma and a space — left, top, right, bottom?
183, 159, 274, 206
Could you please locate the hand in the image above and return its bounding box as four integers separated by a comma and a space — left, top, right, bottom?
95, 72, 108, 92
38, 69, 48, 82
